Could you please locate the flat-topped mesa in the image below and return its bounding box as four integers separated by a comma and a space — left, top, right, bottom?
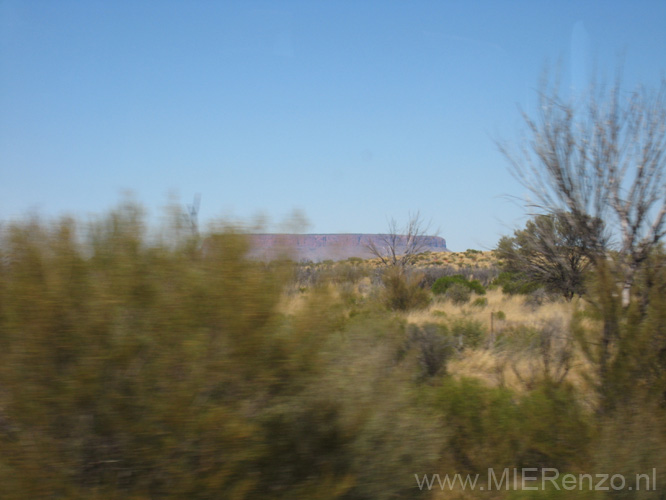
249, 233, 448, 261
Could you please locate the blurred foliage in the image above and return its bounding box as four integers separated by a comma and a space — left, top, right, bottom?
0, 202, 440, 499
405, 323, 455, 378
472, 296, 488, 308
1, 201, 666, 499
432, 378, 591, 474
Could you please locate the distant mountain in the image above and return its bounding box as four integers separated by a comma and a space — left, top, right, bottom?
249, 233, 448, 261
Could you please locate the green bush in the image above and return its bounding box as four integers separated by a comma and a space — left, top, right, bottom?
493, 271, 541, 295
432, 274, 486, 296
0, 202, 443, 500
431, 379, 592, 477
449, 318, 486, 349
445, 282, 472, 304
432, 377, 522, 472
472, 296, 488, 307
432, 274, 466, 294
590, 404, 666, 500
517, 383, 592, 470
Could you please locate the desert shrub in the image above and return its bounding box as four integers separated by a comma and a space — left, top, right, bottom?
431, 275, 466, 295
432, 379, 591, 478
445, 282, 472, 304
295, 263, 326, 288
495, 324, 541, 351
495, 319, 574, 389
432, 274, 485, 296
493, 271, 541, 295
406, 323, 455, 377
590, 403, 666, 500
332, 261, 368, 284
449, 318, 486, 350
0, 203, 444, 500
420, 266, 499, 289
418, 266, 456, 288
517, 383, 592, 470
467, 280, 486, 294
322, 315, 446, 500
380, 267, 430, 311
472, 296, 488, 307
433, 377, 523, 473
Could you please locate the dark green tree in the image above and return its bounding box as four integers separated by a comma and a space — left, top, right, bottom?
496, 212, 603, 300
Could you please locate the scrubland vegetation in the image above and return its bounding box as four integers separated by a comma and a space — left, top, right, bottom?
1, 200, 665, 499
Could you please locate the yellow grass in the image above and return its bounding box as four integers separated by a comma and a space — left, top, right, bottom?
405, 290, 597, 398
292, 255, 600, 401
405, 289, 570, 330
366, 250, 498, 270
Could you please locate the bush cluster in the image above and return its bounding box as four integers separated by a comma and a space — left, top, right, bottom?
0, 203, 441, 500
432, 274, 486, 296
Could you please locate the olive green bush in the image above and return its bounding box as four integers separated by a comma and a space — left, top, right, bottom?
4, 201, 666, 500
432, 275, 485, 296
445, 282, 472, 304
431, 378, 591, 476
492, 271, 541, 295
380, 266, 430, 311
449, 318, 486, 350
0, 202, 442, 500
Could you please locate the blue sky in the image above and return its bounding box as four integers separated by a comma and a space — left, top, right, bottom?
1, 1, 665, 251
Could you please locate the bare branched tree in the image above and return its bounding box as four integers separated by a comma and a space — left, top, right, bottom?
502, 71, 666, 411
365, 212, 433, 268
500, 72, 666, 308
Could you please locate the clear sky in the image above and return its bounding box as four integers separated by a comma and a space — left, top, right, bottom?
1, 1, 665, 251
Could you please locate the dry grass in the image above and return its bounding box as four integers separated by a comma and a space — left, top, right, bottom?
406, 289, 570, 329
292, 254, 599, 401
364, 250, 498, 270
277, 287, 310, 316
405, 290, 597, 398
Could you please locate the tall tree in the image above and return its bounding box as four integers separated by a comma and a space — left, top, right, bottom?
500, 72, 666, 308
500, 71, 666, 411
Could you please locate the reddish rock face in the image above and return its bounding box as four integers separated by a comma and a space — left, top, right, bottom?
248, 234, 447, 261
